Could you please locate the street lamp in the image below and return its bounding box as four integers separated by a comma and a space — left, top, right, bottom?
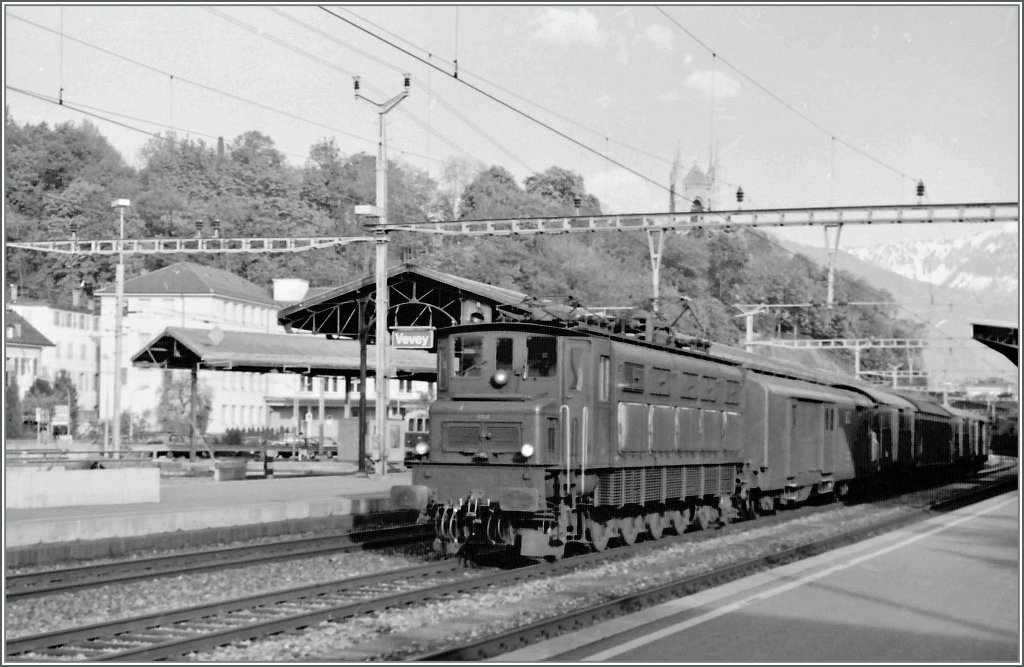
111, 198, 130, 456
354, 74, 410, 477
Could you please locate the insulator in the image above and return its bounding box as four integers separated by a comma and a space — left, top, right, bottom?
736, 187, 745, 203
916, 180, 925, 197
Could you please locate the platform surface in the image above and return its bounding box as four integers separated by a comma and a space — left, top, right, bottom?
4, 469, 412, 548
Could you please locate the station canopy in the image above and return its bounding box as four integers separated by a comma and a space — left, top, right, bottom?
277, 262, 533, 338
132, 327, 436, 379
132, 264, 535, 379
972, 320, 1019, 366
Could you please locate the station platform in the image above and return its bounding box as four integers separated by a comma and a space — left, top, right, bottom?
4, 469, 412, 566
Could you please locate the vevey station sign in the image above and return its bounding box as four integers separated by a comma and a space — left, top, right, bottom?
391, 326, 435, 349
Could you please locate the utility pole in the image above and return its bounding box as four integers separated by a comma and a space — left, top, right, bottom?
110, 198, 130, 456
355, 73, 410, 476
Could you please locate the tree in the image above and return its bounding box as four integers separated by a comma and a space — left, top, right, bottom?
5, 376, 23, 438
524, 166, 602, 214
157, 370, 213, 436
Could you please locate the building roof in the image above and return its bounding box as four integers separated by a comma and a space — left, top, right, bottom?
131, 326, 436, 379
4, 310, 55, 348
96, 261, 276, 305
682, 165, 711, 187
277, 263, 532, 338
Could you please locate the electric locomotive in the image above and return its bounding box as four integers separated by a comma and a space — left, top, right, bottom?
391, 317, 899, 559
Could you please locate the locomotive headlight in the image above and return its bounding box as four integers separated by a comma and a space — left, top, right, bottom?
414, 440, 429, 456
491, 370, 510, 387
520, 443, 535, 458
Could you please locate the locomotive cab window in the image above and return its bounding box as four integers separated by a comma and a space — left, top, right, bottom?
525, 336, 557, 377
454, 335, 485, 377
496, 337, 514, 372
569, 347, 585, 391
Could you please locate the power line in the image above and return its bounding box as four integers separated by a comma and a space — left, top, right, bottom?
251, 6, 533, 176
4, 86, 406, 223
337, 6, 683, 172
655, 7, 917, 185
6, 11, 441, 166
319, 5, 675, 197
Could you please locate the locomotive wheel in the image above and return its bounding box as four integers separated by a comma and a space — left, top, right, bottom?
587, 520, 612, 552
695, 505, 719, 531
645, 512, 666, 540
665, 509, 688, 535
618, 515, 642, 545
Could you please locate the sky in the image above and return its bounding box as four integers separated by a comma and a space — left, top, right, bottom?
3, 3, 1020, 249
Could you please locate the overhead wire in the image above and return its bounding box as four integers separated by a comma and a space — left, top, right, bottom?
318, 5, 676, 197
336, 6, 682, 171
6, 11, 441, 166
253, 6, 531, 175
655, 7, 917, 186
4, 86, 394, 223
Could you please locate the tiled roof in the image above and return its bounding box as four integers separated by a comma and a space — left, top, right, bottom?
96, 262, 275, 305
132, 327, 435, 378
4, 310, 55, 348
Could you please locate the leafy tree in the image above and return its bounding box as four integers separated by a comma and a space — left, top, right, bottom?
5, 376, 23, 438
157, 370, 213, 436
523, 166, 601, 214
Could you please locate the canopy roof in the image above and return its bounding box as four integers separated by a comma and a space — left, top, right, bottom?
277, 263, 532, 338
131, 326, 435, 379
971, 320, 1018, 366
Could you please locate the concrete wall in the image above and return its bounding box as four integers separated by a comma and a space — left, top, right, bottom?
5, 467, 161, 509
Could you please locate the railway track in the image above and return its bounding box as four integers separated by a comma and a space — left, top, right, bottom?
5, 469, 1014, 662
6, 523, 433, 600
411, 470, 1019, 661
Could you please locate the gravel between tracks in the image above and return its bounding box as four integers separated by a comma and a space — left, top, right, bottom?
5, 481, 997, 661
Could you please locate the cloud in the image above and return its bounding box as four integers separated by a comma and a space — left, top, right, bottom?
586, 168, 663, 214
656, 90, 682, 103
641, 25, 674, 52
682, 70, 741, 99
684, 53, 694, 66
533, 8, 604, 45
613, 32, 629, 66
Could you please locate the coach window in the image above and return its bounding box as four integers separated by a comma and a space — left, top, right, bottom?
526, 336, 557, 377
496, 337, 514, 372
680, 371, 699, 400
700, 375, 718, 405
724, 379, 741, 408
619, 362, 645, 393
598, 355, 610, 401
454, 335, 484, 377
651, 367, 671, 397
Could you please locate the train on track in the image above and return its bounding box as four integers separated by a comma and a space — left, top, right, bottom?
390, 312, 990, 560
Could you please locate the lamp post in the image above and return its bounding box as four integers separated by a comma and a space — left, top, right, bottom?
110, 198, 130, 456
354, 73, 409, 476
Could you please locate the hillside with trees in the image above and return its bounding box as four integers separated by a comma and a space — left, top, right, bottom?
4, 111, 923, 378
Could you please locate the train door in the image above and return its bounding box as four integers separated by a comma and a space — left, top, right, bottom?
822, 404, 836, 473
790, 399, 825, 476
561, 340, 592, 487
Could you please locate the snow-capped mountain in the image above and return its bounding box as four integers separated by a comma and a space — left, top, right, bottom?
843, 225, 1019, 297
778, 230, 1018, 386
